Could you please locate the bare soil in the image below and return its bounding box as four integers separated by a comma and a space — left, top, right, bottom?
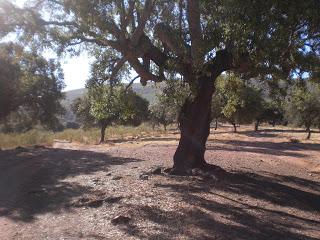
0, 126, 320, 240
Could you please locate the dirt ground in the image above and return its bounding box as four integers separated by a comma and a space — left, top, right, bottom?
0, 125, 320, 240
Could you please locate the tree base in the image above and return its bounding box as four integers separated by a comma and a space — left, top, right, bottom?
168, 161, 226, 177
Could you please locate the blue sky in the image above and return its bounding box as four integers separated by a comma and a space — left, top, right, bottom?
7, 0, 91, 91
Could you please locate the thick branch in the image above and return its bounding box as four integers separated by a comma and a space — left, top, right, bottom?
131, 0, 154, 45
125, 75, 140, 91
110, 57, 127, 82
204, 49, 250, 78
154, 23, 190, 62
127, 57, 163, 84
187, 0, 203, 65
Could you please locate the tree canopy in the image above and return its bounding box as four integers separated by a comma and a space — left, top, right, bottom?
73, 83, 149, 143
285, 81, 320, 139
0, 42, 65, 131
214, 75, 264, 132
1, 0, 319, 173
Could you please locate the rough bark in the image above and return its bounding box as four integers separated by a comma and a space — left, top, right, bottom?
254, 120, 260, 131
232, 123, 237, 133
99, 122, 108, 144
306, 127, 311, 140
172, 78, 215, 175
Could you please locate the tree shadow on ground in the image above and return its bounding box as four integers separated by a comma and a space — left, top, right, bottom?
206, 139, 320, 158
0, 147, 142, 222
108, 137, 178, 144
124, 171, 320, 240
212, 126, 320, 136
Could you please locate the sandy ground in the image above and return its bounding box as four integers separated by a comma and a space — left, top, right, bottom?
0, 125, 319, 240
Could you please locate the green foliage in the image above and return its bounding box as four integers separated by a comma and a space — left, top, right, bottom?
0, 43, 21, 120
0, 42, 65, 131
215, 75, 264, 126
285, 82, 320, 130
1, 0, 318, 83
88, 84, 149, 125
73, 84, 149, 128
150, 79, 189, 130
71, 95, 95, 129
257, 101, 284, 126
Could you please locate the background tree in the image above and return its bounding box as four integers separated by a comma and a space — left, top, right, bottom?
149, 103, 175, 131
216, 75, 264, 132
0, 43, 21, 120
72, 95, 96, 129
75, 83, 149, 143
285, 82, 320, 139
2, 0, 319, 174
150, 79, 189, 131
255, 101, 285, 131
0, 42, 65, 132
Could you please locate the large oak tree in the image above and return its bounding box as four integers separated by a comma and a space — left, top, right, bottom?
1, 0, 319, 174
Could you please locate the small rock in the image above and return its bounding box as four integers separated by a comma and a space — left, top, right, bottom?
87, 199, 104, 208
151, 167, 162, 175
112, 176, 122, 180
139, 174, 149, 180
15, 146, 27, 152
106, 172, 112, 176
111, 215, 131, 225
105, 196, 123, 204
33, 145, 46, 149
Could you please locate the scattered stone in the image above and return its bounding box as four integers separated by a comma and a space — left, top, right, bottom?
86, 199, 104, 208
106, 172, 112, 176
139, 174, 149, 180
104, 196, 123, 204
111, 215, 131, 225
112, 176, 122, 180
33, 145, 46, 149
151, 167, 162, 175
15, 146, 28, 152
289, 138, 300, 143
28, 188, 46, 195
92, 178, 100, 183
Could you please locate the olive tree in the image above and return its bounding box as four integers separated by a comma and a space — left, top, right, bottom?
285, 82, 320, 139
0, 42, 65, 131
1, 0, 319, 174
73, 84, 149, 143
215, 75, 264, 132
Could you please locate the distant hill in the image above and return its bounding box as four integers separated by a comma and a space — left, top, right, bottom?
61, 83, 162, 123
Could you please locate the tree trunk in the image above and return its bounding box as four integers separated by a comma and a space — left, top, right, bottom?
99, 122, 107, 144
232, 123, 237, 132
214, 119, 218, 130
172, 79, 215, 175
306, 127, 311, 140
163, 124, 167, 131
254, 120, 259, 131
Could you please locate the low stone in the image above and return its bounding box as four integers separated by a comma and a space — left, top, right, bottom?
151, 167, 162, 175
86, 199, 104, 208
111, 215, 131, 225
112, 176, 122, 180
139, 174, 149, 180
104, 196, 123, 204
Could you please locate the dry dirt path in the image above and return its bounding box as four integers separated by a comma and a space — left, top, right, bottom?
0, 127, 320, 239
